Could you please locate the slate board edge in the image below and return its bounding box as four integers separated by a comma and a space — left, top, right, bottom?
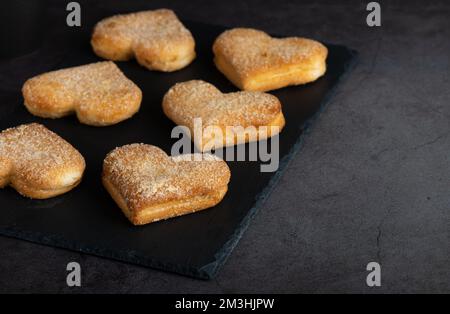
0, 226, 206, 279
199, 47, 359, 279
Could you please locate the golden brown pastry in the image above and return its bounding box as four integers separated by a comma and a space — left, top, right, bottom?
162, 80, 285, 151
91, 9, 196, 72
0, 123, 85, 199
22, 61, 142, 126
102, 144, 230, 225
213, 28, 328, 91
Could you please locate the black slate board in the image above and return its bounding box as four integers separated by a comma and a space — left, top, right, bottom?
0, 10, 357, 279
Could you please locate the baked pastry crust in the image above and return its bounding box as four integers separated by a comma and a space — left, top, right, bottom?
0, 123, 85, 199
102, 144, 231, 225
22, 61, 142, 126
91, 9, 196, 72
162, 80, 285, 151
213, 28, 328, 91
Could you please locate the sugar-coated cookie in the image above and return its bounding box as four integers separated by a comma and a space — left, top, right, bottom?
0, 123, 85, 199
91, 9, 196, 72
162, 80, 285, 151
22, 61, 142, 126
213, 28, 328, 91
102, 144, 230, 225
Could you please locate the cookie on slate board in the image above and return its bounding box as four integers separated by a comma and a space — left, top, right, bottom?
91, 9, 196, 72
0, 123, 85, 199
163, 80, 285, 151
22, 61, 142, 126
102, 144, 231, 225
213, 28, 328, 91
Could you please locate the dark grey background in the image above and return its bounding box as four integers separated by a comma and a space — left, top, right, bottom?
0, 0, 449, 293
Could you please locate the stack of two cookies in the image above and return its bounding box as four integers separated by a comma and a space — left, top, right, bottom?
1, 9, 327, 225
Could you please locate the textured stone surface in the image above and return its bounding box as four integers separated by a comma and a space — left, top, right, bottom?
0, 0, 449, 293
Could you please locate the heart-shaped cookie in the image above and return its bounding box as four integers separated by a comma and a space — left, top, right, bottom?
213, 28, 328, 91
0, 123, 85, 199
91, 9, 196, 72
162, 80, 285, 151
22, 61, 142, 126
102, 144, 230, 225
